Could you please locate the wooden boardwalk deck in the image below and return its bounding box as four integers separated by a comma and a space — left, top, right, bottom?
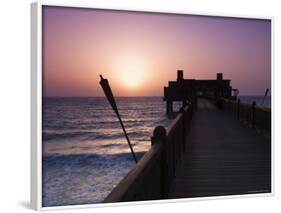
168, 98, 271, 198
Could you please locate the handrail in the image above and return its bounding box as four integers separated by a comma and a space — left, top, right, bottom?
103, 143, 162, 202
103, 101, 195, 203
213, 97, 271, 132
166, 105, 188, 135
166, 113, 182, 135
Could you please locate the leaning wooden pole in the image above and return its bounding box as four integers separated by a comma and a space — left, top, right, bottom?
99, 75, 138, 163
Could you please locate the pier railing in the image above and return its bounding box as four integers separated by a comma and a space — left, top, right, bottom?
103, 102, 194, 203
217, 98, 271, 132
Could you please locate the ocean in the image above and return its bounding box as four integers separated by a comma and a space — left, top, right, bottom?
42, 97, 171, 207
42, 96, 271, 207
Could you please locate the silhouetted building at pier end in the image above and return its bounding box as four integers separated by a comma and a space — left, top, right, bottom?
164, 70, 237, 114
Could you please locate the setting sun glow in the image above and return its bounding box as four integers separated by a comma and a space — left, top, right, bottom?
43, 7, 271, 97
115, 55, 149, 89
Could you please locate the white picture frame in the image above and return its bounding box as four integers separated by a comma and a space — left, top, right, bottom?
31, 1, 274, 211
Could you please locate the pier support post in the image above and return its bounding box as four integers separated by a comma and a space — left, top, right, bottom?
166, 101, 173, 115
182, 99, 187, 108
180, 107, 186, 152
252, 101, 256, 129
151, 126, 168, 199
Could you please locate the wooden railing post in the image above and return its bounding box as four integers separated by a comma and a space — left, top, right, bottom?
237, 99, 240, 120
151, 126, 168, 199
252, 101, 256, 128
180, 107, 186, 152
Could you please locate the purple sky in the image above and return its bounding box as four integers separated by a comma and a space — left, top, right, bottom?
43, 6, 271, 96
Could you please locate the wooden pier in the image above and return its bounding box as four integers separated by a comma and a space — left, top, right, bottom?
168, 98, 271, 198
103, 71, 271, 203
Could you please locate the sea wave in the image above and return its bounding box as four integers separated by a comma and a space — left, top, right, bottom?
42, 152, 144, 206
43, 152, 145, 167
43, 130, 148, 142
42, 96, 170, 206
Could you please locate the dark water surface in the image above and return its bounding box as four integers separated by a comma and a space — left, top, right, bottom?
42, 96, 270, 206
42, 97, 171, 206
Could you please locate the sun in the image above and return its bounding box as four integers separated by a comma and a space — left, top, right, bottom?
115, 55, 149, 89
123, 77, 139, 88
120, 69, 144, 88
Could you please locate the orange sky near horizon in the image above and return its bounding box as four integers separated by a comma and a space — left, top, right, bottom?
43, 6, 271, 97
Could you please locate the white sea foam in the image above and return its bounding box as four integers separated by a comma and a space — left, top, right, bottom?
42, 153, 137, 206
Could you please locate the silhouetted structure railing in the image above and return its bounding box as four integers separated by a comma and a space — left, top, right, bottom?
103, 101, 195, 203
215, 98, 271, 133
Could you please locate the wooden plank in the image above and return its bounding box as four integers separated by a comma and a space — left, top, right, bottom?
168, 98, 271, 199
